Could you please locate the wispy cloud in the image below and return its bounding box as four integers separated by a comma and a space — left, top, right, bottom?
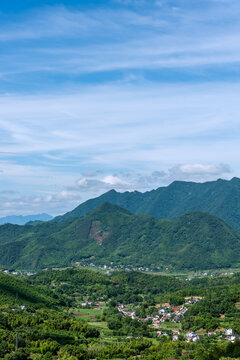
0, 1, 240, 215
0, 6, 100, 42
0, 80, 238, 215
0, 82, 239, 159
0, 5, 166, 42
1, 2, 240, 80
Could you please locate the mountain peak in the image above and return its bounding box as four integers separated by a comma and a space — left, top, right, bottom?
231, 177, 240, 184
105, 189, 117, 194
87, 202, 131, 216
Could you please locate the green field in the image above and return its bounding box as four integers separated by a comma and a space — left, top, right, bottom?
74, 307, 103, 321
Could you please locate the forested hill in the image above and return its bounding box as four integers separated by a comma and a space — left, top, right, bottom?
1, 202, 240, 271
0, 272, 65, 307
28, 267, 187, 297
54, 177, 240, 232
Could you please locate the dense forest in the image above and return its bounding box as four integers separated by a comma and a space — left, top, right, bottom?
1, 202, 240, 271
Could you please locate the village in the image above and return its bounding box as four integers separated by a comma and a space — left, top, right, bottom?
117, 297, 240, 343
76, 262, 238, 279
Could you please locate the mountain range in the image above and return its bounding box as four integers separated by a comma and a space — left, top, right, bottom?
1, 201, 240, 271
1, 177, 240, 271
55, 177, 240, 232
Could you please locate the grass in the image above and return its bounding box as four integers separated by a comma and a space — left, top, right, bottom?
89, 322, 109, 329
160, 322, 181, 328
74, 307, 103, 322
77, 308, 102, 315
75, 315, 91, 321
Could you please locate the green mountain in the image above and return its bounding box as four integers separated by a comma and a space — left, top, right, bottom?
1, 202, 240, 271
54, 177, 240, 231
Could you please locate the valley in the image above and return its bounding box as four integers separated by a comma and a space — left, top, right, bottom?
1, 267, 240, 359
2, 178, 240, 358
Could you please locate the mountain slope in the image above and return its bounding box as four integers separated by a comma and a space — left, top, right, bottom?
0, 272, 64, 307
0, 213, 53, 225
1, 202, 240, 271
54, 177, 240, 232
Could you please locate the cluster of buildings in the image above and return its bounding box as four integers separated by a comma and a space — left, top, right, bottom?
186, 331, 200, 342
80, 300, 93, 307
117, 302, 190, 333
223, 328, 240, 342
158, 304, 189, 323
116, 299, 239, 344
2, 269, 34, 276
80, 300, 102, 310
77, 262, 155, 273
2, 269, 20, 276
205, 328, 240, 343
117, 300, 203, 328
118, 304, 137, 319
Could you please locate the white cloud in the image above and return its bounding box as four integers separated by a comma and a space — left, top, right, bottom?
102, 175, 129, 186
169, 163, 231, 176
166, 163, 231, 182
74, 175, 130, 192
68, 164, 232, 195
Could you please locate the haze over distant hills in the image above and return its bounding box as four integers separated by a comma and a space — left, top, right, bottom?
0, 213, 53, 226
54, 177, 240, 232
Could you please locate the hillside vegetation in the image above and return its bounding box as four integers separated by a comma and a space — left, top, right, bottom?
0, 272, 65, 308
27, 267, 187, 302
1, 203, 240, 271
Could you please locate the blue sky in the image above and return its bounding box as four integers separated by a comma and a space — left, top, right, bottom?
0, 0, 240, 216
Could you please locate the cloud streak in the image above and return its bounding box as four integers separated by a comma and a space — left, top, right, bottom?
0, 1, 240, 215
1, 2, 240, 80
0, 82, 239, 173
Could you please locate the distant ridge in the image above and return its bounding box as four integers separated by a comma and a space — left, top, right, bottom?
54, 177, 240, 231
0, 213, 53, 226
